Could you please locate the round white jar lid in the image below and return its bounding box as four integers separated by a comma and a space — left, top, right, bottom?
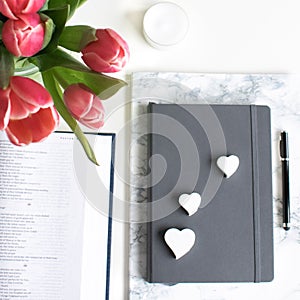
143, 2, 189, 49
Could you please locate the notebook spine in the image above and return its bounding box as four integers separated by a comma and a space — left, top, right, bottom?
250, 105, 262, 282
255, 105, 274, 282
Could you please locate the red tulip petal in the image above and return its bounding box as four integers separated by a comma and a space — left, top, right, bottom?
22, 0, 46, 15
5, 119, 33, 145
10, 76, 53, 108
80, 117, 105, 130
0, 0, 46, 19
63, 84, 94, 117
5, 106, 59, 146
63, 84, 105, 129
9, 90, 39, 119
18, 24, 44, 57
0, 1, 18, 19
15, 15, 45, 57
80, 101, 105, 129
82, 52, 112, 73
30, 106, 59, 142
83, 98, 105, 121
106, 28, 130, 58
92, 29, 120, 61
2, 19, 21, 56
0, 89, 11, 130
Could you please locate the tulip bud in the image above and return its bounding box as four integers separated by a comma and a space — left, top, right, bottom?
0, 0, 46, 19
63, 83, 105, 129
81, 28, 130, 73
2, 13, 45, 57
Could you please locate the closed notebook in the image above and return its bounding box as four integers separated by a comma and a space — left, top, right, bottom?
147, 103, 274, 283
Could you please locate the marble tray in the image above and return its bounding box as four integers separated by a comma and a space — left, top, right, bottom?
129, 72, 300, 300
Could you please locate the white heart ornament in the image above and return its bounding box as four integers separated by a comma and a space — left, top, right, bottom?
178, 193, 201, 216
164, 228, 196, 260
216, 155, 239, 178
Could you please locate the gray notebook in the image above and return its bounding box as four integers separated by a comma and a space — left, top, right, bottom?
147, 103, 274, 283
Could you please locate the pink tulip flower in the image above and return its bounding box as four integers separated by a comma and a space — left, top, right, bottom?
0, 76, 59, 145
63, 83, 105, 129
0, 0, 46, 19
2, 13, 45, 57
81, 28, 130, 73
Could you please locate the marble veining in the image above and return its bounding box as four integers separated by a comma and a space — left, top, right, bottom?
129, 72, 300, 300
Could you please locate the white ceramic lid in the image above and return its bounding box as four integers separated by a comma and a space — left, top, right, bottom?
143, 2, 189, 49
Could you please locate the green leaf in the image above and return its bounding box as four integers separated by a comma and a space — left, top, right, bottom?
40, 14, 55, 50
42, 70, 99, 165
30, 48, 88, 72
47, 0, 80, 19
0, 20, 4, 39
52, 67, 126, 99
77, 0, 88, 8
0, 45, 14, 89
59, 25, 97, 52
39, 5, 69, 54
30, 49, 126, 99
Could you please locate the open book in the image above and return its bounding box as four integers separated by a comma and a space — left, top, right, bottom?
0, 131, 115, 300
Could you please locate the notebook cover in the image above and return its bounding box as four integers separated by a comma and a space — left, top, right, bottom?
147, 104, 274, 283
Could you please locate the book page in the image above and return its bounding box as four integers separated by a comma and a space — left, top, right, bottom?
0, 132, 114, 300
76, 133, 114, 300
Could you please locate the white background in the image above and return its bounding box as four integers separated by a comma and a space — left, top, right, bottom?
69, 1, 300, 299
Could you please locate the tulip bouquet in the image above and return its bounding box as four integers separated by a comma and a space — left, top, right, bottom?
0, 0, 129, 164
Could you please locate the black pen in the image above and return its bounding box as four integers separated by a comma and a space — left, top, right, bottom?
280, 131, 290, 231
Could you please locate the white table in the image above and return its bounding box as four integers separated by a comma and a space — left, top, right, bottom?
69, 1, 300, 299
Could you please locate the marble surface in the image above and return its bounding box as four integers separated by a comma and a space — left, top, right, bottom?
129, 72, 300, 300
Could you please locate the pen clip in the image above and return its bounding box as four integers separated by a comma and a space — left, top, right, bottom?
280, 131, 289, 159
279, 139, 284, 158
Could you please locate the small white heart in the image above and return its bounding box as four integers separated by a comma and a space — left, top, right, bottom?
216, 155, 239, 178
164, 228, 196, 260
178, 193, 201, 216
